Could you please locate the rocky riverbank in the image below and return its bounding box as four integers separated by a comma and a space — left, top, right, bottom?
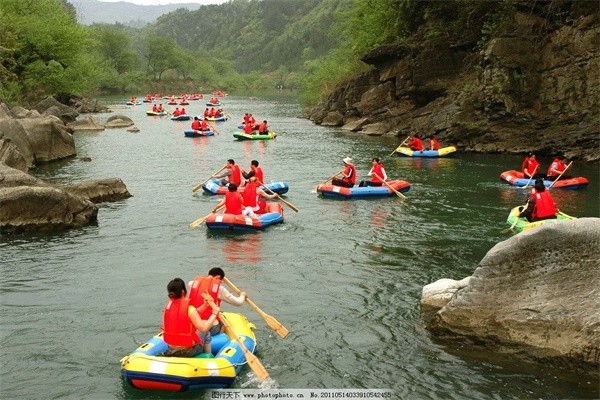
302, 3, 599, 161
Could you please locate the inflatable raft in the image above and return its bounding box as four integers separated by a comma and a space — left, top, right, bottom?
393, 146, 457, 157
317, 180, 411, 199
146, 111, 167, 116
233, 131, 277, 141
205, 202, 284, 231
184, 129, 214, 137
120, 312, 257, 391
202, 178, 289, 195
206, 102, 222, 107
171, 114, 191, 121
505, 206, 576, 233
500, 170, 588, 190
199, 116, 228, 122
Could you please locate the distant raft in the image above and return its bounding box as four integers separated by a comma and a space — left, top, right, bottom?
184, 129, 214, 137
120, 312, 257, 391
393, 146, 457, 157
316, 180, 411, 199
205, 202, 284, 231
199, 116, 228, 122
500, 170, 588, 190
202, 178, 289, 195
233, 131, 277, 140
146, 111, 167, 116
171, 114, 191, 121
206, 102, 222, 107
505, 206, 576, 233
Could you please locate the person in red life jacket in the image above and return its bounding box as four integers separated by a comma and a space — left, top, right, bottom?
173, 107, 181, 117
200, 119, 209, 131
208, 107, 216, 117
258, 120, 269, 135
161, 278, 220, 357
546, 156, 571, 180
203, 108, 210, 118
428, 136, 440, 151
332, 157, 357, 188
188, 268, 246, 336
157, 104, 164, 112
243, 122, 255, 134
215, 109, 224, 118
248, 114, 256, 125
152, 104, 158, 112
359, 157, 387, 187
241, 160, 264, 183
180, 107, 187, 116
213, 159, 242, 187
212, 183, 244, 215
518, 178, 558, 222
241, 177, 277, 217
191, 116, 201, 131
521, 153, 544, 179
410, 135, 424, 151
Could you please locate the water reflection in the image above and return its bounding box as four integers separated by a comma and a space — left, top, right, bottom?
207, 233, 263, 264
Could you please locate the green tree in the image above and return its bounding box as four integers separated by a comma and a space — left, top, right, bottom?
89, 25, 138, 74
145, 37, 176, 80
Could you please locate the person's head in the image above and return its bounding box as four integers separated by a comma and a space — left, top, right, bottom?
227, 159, 235, 166
194, 116, 199, 120
228, 183, 238, 192
343, 157, 353, 165
534, 178, 545, 192
263, 120, 267, 123
372, 157, 380, 164
208, 267, 225, 279
167, 278, 186, 299
558, 155, 566, 160
249, 176, 257, 184
251, 160, 259, 168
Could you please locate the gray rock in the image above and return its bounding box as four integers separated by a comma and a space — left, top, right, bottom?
63, 178, 132, 203
105, 114, 134, 128
16, 117, 76, 162
427, 218, 600, 373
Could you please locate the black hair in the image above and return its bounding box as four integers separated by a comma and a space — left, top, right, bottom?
534, 178, 545, 192
228, 183, 238, 192
251, 160, 259, 167
227, 159, 235, 165
372, 157, 380, 163
167, 278, 186, 299
208, 267, 225, 279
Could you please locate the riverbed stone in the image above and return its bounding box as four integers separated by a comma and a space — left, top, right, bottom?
426, 218, 600, 373
63, 178, 132, 203
105, 115, 134, 128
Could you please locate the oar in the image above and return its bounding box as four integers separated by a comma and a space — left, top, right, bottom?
223, 277, 289, 339
257, 179, 299, 212
316, 170, 343, 188
521, 165, 539, 189
192, 165, 227, 192
372, 173, 406, 199
189, 204, 225, 228
201, 293, 269, 381
209, 123, 220, 135
549, 161, 573, 188
389, 135, 410, 156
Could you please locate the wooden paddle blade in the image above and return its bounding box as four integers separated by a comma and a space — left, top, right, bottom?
264, 313, 289, 338
189, 215, 209, 228
192, 183, 204, 192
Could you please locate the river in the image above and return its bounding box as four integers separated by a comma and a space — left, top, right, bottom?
1, 95, 598, 399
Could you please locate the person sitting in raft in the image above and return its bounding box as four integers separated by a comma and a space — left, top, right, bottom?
180, 107, 187, 116
518, 178, 557, 222
161, 278, 220, 357
331, 157, 357, 188
213, 159, 242, 187
213, 183, 244, 215
410, 135, 424, 151
173, 107, 181, 117
203, 108, 210, 118
241, 177, 278, 217
200, 118, 209, 131
243, 122, 255, 134
157, 104, 164, 112
546, 155, 571, 180
248, 114, 256, 126
358, 157, 387, 187
258, 120, 269, 135
188, 268, 246, 336
191, 116, 201, 131
241, 160, 264, 183
152, 104, 158, 112
428, 136, 440, 150
208, 107, 216, 117
521, 153, 544, 179
215, 109, 224, 118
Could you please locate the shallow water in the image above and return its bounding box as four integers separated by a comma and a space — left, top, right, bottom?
1, 95, 598, 399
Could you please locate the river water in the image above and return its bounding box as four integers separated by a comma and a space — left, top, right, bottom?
1, 96, 598, 399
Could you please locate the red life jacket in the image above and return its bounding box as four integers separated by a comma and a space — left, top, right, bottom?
429, 138, 440, 150
343, 164, 356, 185
225, 191, 243, 214
243, 182, 258, 207
204, 109, 210, 117
200, 120, 208, 130
532, 190, 557, 220
258, 122, 267, 133
411, 138, 424, 151
162, 298, 201, 347
372, 164, 385, 183
244, 123, 254, 134
254, 167, 264, 183
546, 159, 565, 177
188, 276, 221, 319
524, 158, 540, 176
230, 165, 242, 185
191, 120, 201, 130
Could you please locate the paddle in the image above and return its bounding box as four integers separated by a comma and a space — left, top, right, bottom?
389, 136, 410, 156
209, 123, 220, 135
189, 204, 225, 228
192, 165, 227, 192
201, 293, 269, 381
223, 277, 289, 339
549, 161, 573, 188
316, 170, 344, 188
521, 165, 539, 189
372, 173, 406, 199
257, 179, 299, 212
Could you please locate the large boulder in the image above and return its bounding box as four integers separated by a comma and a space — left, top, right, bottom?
0, 118, 36, 168
105, 115, 134, 128
426, 218, 600, 373
16, 116, 76, 162
0, 162, 49, 188
63, 178, 132, 203
67, 116, 105, 132
0, 139, 28, 172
